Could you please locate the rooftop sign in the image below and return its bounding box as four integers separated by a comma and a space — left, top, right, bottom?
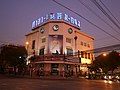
32, 13, 81, 29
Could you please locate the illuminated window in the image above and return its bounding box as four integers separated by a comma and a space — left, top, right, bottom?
66, 48, 73, 55
88, 53, 90, 59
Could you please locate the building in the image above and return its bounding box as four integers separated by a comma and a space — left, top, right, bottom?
25, 13, 94, 77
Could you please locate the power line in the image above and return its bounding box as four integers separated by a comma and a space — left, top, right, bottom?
99, 0, 120, 26
90, 0, 120, 30
77, 0, 120, 35
93, 44, 120, 53
91, 0, 120, 29
52, 0, 120, 42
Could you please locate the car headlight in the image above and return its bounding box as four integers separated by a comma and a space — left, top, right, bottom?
104, 76, 107, 79
109, 76, 112, 79
116, 76, 120, 79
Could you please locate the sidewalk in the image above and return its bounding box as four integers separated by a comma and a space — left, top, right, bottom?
23, 75, 86, 81
0, 74, 86, 81
0, 74, 85, 80
0, 74, 10, 79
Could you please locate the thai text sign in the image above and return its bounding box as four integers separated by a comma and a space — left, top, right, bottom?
32, 13, 81, 29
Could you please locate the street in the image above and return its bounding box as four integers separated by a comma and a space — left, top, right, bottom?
0, 77, 120, 90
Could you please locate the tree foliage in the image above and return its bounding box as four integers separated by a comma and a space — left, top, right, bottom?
89, 51, 120, 74
0, 44, 27, 68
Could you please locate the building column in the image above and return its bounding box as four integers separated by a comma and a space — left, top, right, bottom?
73, 65, 77, 77
44, 63, 51, 76
59, 64, 64, 77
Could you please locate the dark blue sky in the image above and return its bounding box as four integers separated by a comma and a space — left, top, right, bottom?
0, 0, 120, 48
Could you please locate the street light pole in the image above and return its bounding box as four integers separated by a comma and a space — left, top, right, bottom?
25, 42, 32, 77
25, 41, 29, 65
74, 36, 77, 55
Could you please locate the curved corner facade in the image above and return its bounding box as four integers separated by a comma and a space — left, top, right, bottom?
25, 20, 94, 77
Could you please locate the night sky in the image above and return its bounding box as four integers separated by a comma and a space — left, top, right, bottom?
0, 0, 120, 49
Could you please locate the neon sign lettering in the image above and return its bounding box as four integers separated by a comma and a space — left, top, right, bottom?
32, 13, 81, 29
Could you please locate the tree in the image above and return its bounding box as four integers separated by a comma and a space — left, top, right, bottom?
0, 44, 27, 73
89, 51, 120, 74
108, 51, 120, 73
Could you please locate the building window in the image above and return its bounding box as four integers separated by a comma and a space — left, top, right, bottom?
84, 42, 87, 47
66, 38, 72, 43
38, 63, 44, 76
85, 52, 87, 59
32, 40, 35, 49
88, 53, 90, 59
81, 41, 83, 46
39, 63, 44, 67
51, 64, 59, 75
81, 51, 84, 58
39, 48, 44, 55
66, 48, 73, 55
65, 64, 71, 71
81, 41, 90, 47
42, 38, 46, 43
88, 44, 90, 48
91, 54, 94, 60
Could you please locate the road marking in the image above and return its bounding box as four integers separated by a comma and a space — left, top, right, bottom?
40, 85, 49, 87
1, 83, 7, 86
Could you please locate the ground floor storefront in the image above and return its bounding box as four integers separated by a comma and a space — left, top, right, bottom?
28, 61, 89, 78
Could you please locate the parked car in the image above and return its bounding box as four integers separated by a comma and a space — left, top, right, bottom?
103, 75, 120, 82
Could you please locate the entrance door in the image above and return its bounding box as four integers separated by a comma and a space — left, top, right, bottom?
64, 64, 73, 77
51, 64, 59, 75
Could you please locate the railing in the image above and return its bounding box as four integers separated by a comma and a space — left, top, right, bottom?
35, 54, 79, 62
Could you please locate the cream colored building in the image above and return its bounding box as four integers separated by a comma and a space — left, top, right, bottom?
26, 13, 94, 77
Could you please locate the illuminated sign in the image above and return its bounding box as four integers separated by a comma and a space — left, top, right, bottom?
32, 13, 81, 29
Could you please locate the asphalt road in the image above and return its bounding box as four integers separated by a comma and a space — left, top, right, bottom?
0, 78, 120, 90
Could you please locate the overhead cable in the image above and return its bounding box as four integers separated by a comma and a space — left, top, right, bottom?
78, 0, 120, 35
99, 0, 120, 26
52, 0, 120, 42
90, 0, 120, 30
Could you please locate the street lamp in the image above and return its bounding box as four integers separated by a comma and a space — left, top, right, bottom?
26, 41, 29, 46
103, 53, 107, 56
19, 56, 22, 59
25, 42, 29, 51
